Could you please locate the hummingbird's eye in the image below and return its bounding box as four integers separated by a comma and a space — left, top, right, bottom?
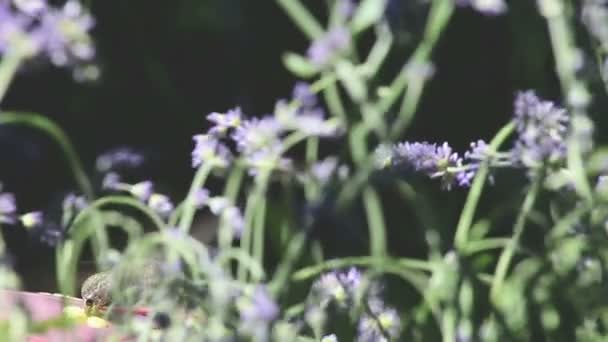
85, 298, 94, 307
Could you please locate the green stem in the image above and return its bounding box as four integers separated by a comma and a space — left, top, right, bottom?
178, 163, 213, 233
490, 176, 542, 301
454, 122, 515, 250
252, 197, 268, 270
292, 256, 433, 281
541, 0, 593, 202
268, 231, 307, 296
0, 53, 23, 103
377, 0, 453, 113
276, 0, 324, 40
69, 195, 166, 233
463, 238, 510, 255
363, 186, 387, 257
219, 164, 245, 250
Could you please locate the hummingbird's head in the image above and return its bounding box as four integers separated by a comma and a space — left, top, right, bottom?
81, 271, 112, 316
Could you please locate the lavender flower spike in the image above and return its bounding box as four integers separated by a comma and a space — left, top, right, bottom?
307, 27, 351, 67
0, 192, 17, 224
512, 90, 569, 170
191, 134, 232, 168
207, 107, 242, 137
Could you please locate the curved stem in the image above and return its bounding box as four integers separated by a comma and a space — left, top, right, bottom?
178, 163, 213, 233
291, 256, 433, 281
363, 186, 387, 257
70, 195, 166, 232
454, 122, 515, 251
490, 176, 542, 301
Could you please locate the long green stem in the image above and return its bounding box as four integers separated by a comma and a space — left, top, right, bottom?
178, 163, 213, 232
454, 122, 515, 250
276, 0, 324, 40
363, 186, 387, 257
540, 0, 593, 202
490, 176, 542, 300
292, 256, 433, 281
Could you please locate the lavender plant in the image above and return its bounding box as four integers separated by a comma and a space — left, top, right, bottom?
1, 0, 608, 341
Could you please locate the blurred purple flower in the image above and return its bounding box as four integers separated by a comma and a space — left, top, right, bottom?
0, 3, 37, 55
222, 206, 244, 238
357, 300, 401, 342
337, 0, 355, 18
311, 157, 339, 184
148, 193, 174, 217
245, 144, 292, 175
193, 188, 210, 208
456, 140, 493, 187
232, 116, 284, 154
19, 211, 43, 228
393, 141, 463, 190
0, 192, 17, 224
207, 107, 242, 137
191, 134, 232, 168
512, 90, 569, 169
129, 180, 154, 201
101, 172, 121, 190
240, 286, 279, 323
307, 27, 351, 67
313, 267, 363, 307
63, 193, 88, 211
38, 0, 95, 66
96, 147, 144, 172
455, 0, 507, 15
275, 99, 343, 137
13, 0, 47, 16
292, 82, 317, 108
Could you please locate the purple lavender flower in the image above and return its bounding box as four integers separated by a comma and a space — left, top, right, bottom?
456, 140, 492, 187
239, 285, 279, 340
337, 0, 355, 18
313, 267, 363, 307
240, 286, 279, 323
307, 27, 351, 67
245, 144, 293, 175
62, 193, 88, 220
311, 157, 339, 184
232, 116, 284, 154
393, 141, 463, 190
357, 300, 401, 342
292, 82, 317, 108
0, 4, 38, 56
455, 0, 507, 15
38, 0, 95, 66
274, 99, 343, 137
373, 144, 394, 169
207, 107, 242, 137
191, 134, 232, 168
19, 211, 43, 228
222, 206, 244, 238
102, 172, 121, 190
13, 0, 47, 16
31, 221, 64, 246
129, 180, 154, 201
512, 91, 569, 169
148, 193, 173, 217
96, 147, 144, 172
0, 192, 17, 224
193, 188, 210, 208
